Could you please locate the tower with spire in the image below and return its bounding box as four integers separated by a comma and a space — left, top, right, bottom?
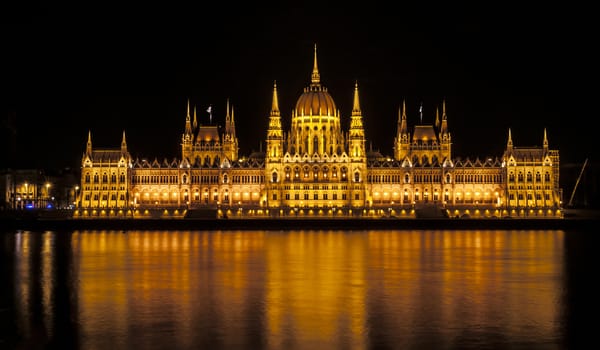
394, 99, 451, 164
181, 99, 238, 165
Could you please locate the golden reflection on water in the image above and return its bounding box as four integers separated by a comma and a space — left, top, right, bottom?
11, 229, 565, 349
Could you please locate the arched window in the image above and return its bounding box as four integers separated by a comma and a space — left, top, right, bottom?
404, 173, 410, 183
272, 172, 278, 183
518, 172, 524, 182
354, 172, 360, 182
526, 172, 533, 182
445, 173, 451, 183
544, 172, 550, 182
223, 174, 229, 183
509, 173, 515, 182
85, 173, 91, 183
182, 174, 188, 184
535, 172, 541, 182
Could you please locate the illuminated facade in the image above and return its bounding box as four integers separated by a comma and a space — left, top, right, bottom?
77, 46, 562, 218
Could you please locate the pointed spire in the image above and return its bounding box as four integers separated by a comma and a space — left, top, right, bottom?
271, 81, 280, 116
311, 43, 320, 85
231, 105, 236, 138
402, 99, 406, 120
419, 102, 423, 124
351, 81, 361, 115
86, 130, 92, 155
226, 98, 231, 122
435, 107, 440, 128
543, 128, 548, 148
193, 105, 197, 129
507, 128, 513, 148
184, 100, 192, 135
442, 99, 447, 120
121, 130, 127, 153
186, 98, 190, 121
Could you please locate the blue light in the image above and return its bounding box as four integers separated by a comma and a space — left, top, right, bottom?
46, 204, 53, 209
25, 204, 34, 209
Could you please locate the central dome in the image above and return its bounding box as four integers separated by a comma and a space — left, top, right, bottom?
295, 85, 336, 117
293, 44, 337, 118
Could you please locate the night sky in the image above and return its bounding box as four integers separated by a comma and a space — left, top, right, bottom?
3, 2, 595, 170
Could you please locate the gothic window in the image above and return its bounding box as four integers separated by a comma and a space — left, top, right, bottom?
85, 174, 91, 183
119, 174, 125, 183
354, 172, 360, 182
536, 172, 541, 182
404, 173, 410, 183
509, 173, 515, 182
182, 174, 188, 184
445, 173, 451, 183
518, 172, 524, 182
93, 174, 99, 183
544, 172, 550, 182
526, 172, 533, 182
223, 174, 228, 183
272, 172, 278, 183
313, 136, 318, 153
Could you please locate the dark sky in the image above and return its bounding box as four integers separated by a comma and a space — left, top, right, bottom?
2, 2, 595, 170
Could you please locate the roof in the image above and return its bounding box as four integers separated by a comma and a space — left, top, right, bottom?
412, 125, 437, 142
196, 125, 220, 142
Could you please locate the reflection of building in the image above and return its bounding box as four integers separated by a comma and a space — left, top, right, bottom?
77, 46, 562, 218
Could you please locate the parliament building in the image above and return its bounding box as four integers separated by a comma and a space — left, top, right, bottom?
75, 47, 562, 219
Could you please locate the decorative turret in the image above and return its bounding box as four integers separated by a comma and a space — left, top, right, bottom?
266, 81, 284, 159
349, 81, 366, 159
543, 128, 548, 152
121, 130, 127, 154
184, 99, 193, 137
86, 130, 92, 156
439, 99, 451, 160
394, 100, 409, 160
222, 99, 239, 161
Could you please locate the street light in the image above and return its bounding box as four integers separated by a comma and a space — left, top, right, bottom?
74, 186, 80, 208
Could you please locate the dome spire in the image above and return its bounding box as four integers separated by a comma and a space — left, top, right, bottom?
311, 43, 320, 85
271, 81, 280, 115
352, 81, 361, 115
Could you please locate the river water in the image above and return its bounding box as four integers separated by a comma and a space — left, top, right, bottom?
1, 229, 596, 349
